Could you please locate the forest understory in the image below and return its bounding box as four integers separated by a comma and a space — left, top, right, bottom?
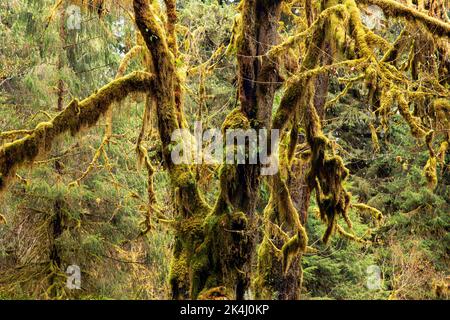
0, 0, 449, 300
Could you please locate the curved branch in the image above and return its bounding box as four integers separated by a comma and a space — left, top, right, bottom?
357, 0, 450, 37
0, 71, 154, 194
133, 0, 180, 155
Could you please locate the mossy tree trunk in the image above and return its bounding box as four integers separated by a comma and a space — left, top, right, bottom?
134, 0, 285, 300
133, 0, 210, 300
190, 0, 284, 300
254, 0, 349, 300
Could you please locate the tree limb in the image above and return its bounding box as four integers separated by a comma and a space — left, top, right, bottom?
0, 71, 154, 194
357, 0, 450, 37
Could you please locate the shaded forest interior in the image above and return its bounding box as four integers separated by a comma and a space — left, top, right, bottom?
0, 0, 449, 300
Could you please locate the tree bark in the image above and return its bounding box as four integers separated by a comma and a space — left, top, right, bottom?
191, 0, 284, 300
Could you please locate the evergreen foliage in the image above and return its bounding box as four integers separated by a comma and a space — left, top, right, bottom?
0, 0, 448, 300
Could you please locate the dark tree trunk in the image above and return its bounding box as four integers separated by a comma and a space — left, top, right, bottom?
190, 0, 284, 300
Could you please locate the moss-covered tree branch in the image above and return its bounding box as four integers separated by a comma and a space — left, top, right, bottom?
0, 71, 154, 194
133, 0, 210, 299
357, 0, 450, 37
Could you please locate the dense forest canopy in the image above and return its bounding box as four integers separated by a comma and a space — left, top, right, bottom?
0, 0, 449, 300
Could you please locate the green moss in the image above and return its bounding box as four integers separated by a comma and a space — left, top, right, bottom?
357, 0, 450, 37
352, 203, 383, 224
169, 248, 189, 298
301, 83, 353, 244
423, 156, 438, 190
170, 214, 209, 299
222, 108, 250, 131
198, 286, 228, 300
253, 237, 281, 299
281, 228, 307, 275
0, 213, 6, 224
437, 141, 449, 164
0, 72, 153, 195
188, 204, 254, 299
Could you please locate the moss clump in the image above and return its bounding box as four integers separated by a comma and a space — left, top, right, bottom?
175, 216, 204, 241
423, 156, 438, 190
198, 286, 228, 300
253, 237, 282, 299
352, 203, 383, 224
170, 214, 207, 299
434, 99, 450, 133
369, 123, 380, 153
189, 206, 253, 299
169, 247, 190, 299
281, 228, 307, 275
437, 141, 449, 165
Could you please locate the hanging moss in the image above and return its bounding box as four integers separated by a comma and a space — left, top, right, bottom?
434, 98, 450, 131
268, 174, 308, 267
369, 123, 381, 153
302, 83, 352, 244
345, 0, 376, 60
336, 224, 369, 244
0, 71, 153, 195
423, 156, 438, 190
396, 91, 428, 139
255, 195, 306, 299
375, 85, 393, 131
437, 141, 449, 165
197, 286, 228, 300
137, 94, 159, 235
117, 46, 143, 77
255, 130, 308, 299
357, 0, 450, 37
352, 203, 383, 224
